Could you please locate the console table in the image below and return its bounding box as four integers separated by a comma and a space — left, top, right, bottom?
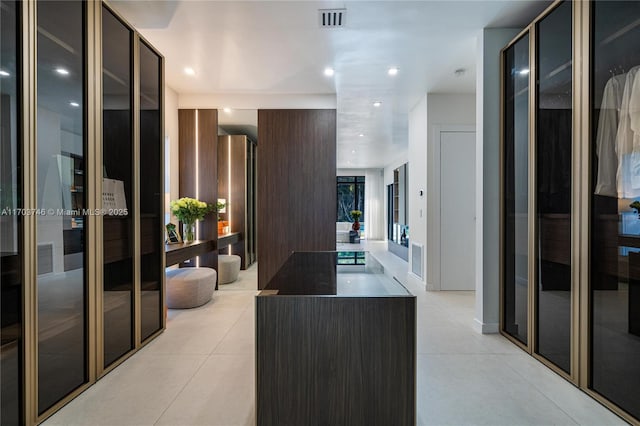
217, 232, 241, 251
256, 251, 416, 426
165, 240, 216, 267
164, 232, 242, 267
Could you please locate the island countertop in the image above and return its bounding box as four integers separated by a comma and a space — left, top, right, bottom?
261, 250, 412, 297
256, 250, 416, 425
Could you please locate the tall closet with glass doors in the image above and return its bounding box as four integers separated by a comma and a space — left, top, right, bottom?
501, 1, 640, 423
0, 2, 165, 425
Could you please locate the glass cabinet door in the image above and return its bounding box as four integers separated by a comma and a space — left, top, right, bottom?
535, 0, 572, 374
139, 41, 163, 341
502, 32, 530, 345
590, 0, 640, 419
0, 1, 22, 424
36, 0, 87, 413
102, 6, 134, 367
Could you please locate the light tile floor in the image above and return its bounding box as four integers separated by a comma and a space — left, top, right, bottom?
44, 245, 626, 426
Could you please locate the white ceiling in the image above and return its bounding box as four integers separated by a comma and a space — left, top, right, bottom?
111, 0, 550, 169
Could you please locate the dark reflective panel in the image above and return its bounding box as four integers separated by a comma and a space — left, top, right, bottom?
503, 33, 529, 345
36, 0, 87, 413
591, 1, 640, 418
139, 42, 162, 341
535, 1, 572, 374
0, 1, 22, 424
103, 6, 134, 367
388, 164, 408, 248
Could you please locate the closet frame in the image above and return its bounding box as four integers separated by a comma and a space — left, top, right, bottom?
500, 1, 636, 423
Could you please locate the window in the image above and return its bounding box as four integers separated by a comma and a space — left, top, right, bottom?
337, 176, 364, 222
337, 251, 366, 265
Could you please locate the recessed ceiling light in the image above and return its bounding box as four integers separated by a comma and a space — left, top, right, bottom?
69, 101, 80, 107
388, 67, 399, 76
0, 70, 10, 77
184, 67, 196, 76
359, 133, 364, 137
223, 107, 232, 113
351, 150, 356, 154
373, 101, 382, 107
55, 67, 69, 76
519, 68, 530, 75
324, 67, 335, 77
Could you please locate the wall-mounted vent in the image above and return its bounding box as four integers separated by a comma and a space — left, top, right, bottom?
319, 9, 346, 28
411, 243, 423, 279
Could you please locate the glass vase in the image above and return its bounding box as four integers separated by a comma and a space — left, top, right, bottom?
183, 222, 196, 243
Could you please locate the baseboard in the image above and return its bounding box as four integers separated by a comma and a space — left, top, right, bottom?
473, 318, 499, 334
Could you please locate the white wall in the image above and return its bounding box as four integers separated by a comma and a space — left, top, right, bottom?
165, 85, 179, 223
383, 157, 407, 186
475, 28, 522, 334
337, 168, 366, 177
406, 95, 428, 286
425, 94, 476, 291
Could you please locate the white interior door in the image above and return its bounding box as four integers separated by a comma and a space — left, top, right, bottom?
441, 131, 476, 291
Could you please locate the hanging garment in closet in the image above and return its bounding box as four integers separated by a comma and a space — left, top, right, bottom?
595, 73, 626, 197
616, 65, 640, 198
630, 70, 640, 152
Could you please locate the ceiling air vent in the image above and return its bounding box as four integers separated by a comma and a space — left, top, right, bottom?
319, 8, 346, 28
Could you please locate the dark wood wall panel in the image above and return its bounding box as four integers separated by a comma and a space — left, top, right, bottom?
178, 109, 218, 269
197, 109, 218, 251
257, 109, 336, 288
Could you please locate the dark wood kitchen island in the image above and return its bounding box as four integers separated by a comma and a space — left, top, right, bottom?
256, 251, 416, 426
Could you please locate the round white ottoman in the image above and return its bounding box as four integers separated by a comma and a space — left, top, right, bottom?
218, 255, 241, 284
166, 267, 216, 309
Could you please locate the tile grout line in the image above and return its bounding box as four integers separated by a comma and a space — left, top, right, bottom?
152, 290, 255, 425
499, 354, 586, 426
207, 295, 255, 355
151, 353, 210, 426
153, 282, 251, 425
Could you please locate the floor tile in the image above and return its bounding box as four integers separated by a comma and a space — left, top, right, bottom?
417, 353, 579, 426
43, 354, 207, 426
43, 248, 627, 426
501, 354, 628, 426
218, 264, 258, 291
213, 306, 255, 355
154, 354, 255, 426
